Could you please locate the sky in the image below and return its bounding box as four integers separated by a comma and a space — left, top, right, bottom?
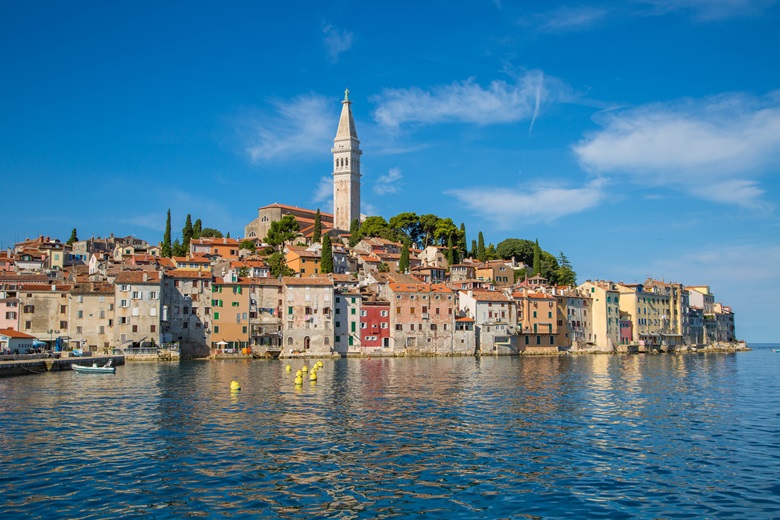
1, 1, 779, 342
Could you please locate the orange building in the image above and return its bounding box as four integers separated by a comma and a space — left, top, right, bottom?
211, 277, 251, 352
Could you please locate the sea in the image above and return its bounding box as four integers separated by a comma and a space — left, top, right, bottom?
1, 344, 779, 519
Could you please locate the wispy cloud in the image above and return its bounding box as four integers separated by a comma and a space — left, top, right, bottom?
574, 91, 780, 209
373, 167, 403, 195
524, 6, 608, 32
241, 94, 334, 163
322, 22, 353, 62
312, 176, 333, 212
636, 0, 776, 20
372, 71, 567, 130
446, 178, 608, 227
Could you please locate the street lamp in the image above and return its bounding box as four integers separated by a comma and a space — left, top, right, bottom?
47, 329, 60, 351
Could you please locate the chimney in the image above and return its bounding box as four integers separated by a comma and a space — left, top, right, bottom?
143, 272, 148, 282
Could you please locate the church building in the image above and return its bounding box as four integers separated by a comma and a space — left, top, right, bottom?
244, 89, 362, 241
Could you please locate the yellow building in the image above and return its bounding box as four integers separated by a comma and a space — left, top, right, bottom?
211, 277, 251, 351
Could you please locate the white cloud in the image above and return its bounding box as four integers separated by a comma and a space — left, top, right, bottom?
312, 176, 333, 212
322, 23, 353, 62
530, 6, 608, 32
574, 92, 780, 208
373, 167, 403, 195
372, 71, 566, 129
446, 178, 608, 227
243, 94, 334, 163
636, 0, 775, 20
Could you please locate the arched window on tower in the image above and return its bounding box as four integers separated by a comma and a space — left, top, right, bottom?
261, 216, 269, 223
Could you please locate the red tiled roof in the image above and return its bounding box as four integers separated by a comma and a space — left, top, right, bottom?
0, 329, 36, 339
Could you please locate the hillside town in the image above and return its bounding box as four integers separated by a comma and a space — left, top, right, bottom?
0, 91, 738, 358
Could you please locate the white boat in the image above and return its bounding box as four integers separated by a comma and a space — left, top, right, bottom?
73, 360, 116, 374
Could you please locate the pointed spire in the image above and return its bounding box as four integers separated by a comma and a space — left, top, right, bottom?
335, 88, 358, 141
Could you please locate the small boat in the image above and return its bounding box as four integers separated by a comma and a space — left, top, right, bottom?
773, 349, 780, 353
73, 360, 116, 374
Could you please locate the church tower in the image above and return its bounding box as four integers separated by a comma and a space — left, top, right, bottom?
332, 88, 362, 232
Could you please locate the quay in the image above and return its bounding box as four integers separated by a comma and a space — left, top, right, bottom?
0, 354, 125, 378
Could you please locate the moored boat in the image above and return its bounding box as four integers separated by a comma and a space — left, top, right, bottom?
73, 360, 115, 374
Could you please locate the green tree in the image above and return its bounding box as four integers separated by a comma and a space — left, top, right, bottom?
470, 240, 477, 258
459, 223, 467, 258
434, 217, 459, 246
555, 251, 577, 286
447, 236, 455, 265
496, 238, 535, 265
237, 266, 249, 277
162, 209, 172, 258
389, 212, 421, 246
268, 252, 294, 278
172, 238, 184, 257
377, 262, 390, 273
419, 214, 440, 247
265, 215, 300, 251
477, 232, 486, 262
321, 234, 334, 274
486, 243, 498, 260
399, 239, 410, 273
359, 216, 393, 239
66, 228, 78, 246
313, 208, 322, 242
226, 232, 230, 238
532, 239, 541, 276
540, 251, 560, 282
182, 214, 194, 255
199, 228, 223, 238
193, 219, 203, 239
239, 240, 256, 254
348, 219, 361, 247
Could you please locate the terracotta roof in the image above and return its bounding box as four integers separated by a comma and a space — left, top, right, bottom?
70, 283, 114, 295
248, 278, 282, 287
166, 269, 212, 279
259, 203, 334, 218
115, 271, 161, 284
455, 317, 475, 322
388, 283, 453, 294
283, 276, 333, 287
467, 290, 512, 302
0, 329, 36, 339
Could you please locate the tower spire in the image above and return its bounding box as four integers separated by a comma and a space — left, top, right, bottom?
332, 89, 362, 232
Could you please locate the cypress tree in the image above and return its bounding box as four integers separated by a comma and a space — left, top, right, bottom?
182, 214, 193, 256
321, 233, 334, 273
459, 223, 467, 259
477, 232, 486, 262
533, 239, 541, 276
470, 239, 477, 259
66, 228, 78, 246
399, 239, 410, 273
447, 236, 455, 266
348, 219, 361, 247
313, 208, 322, 242
193, 219, 202, 239
162, 209, 172, 258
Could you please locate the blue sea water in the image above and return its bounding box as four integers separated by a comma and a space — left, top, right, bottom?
1, 344, 779, 519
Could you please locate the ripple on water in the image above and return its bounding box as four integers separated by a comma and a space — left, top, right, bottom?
1, 351, 780, 518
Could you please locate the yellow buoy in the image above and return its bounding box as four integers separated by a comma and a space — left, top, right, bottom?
294, 376, 303, 385
309, 371, 317, 381
230, 380, 241, 391
317, 361, 323, 368
301, 365, 308, 372
285, 364, 291, 372
295, 369, 302, 378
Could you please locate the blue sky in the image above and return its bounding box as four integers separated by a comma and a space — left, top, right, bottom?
2, 1, 779, 341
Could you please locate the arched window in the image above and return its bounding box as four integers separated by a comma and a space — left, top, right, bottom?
261, 216, 269, 223
248, 231, 256, 238
287, 337, 293, 346
324, 337, 330, 345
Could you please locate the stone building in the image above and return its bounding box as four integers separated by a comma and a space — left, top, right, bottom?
114, 270, 161, 349
69, 282, 115, 353
332, 89, 362, 232
161, 269, 211, 357
281, 277, 335, 356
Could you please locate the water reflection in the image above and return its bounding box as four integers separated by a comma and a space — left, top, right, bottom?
1, 350, 780, 518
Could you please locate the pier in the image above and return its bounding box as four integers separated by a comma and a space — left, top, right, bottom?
0, 354, 125, 378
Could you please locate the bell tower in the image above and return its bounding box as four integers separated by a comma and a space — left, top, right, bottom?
332, 88, 362, 232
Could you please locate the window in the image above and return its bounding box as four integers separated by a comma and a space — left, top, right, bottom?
351, 308, 356, 315
76, 326, 82, 334
120, 300, 128, 308
380, 310, 388, 317
381, 323, 388, 329
214, 312, 220, 320
25, 321, 31, 329
149, 292, 158, 300
214, 326, 220, 333
151, 325, 156, 333
288, 306, 293, 315
132, 325, 138, 333
99, 326, 105, 334
232, 302, 239, 307
60, 305, 67, 314
351, 322, 356, 332
119, 317, 127, 324
77, 310, 84, 319
361, 310, 367, 317
395, 324, 402, 331
361, 322, 367, 329
150, 308, 157, 317
24, 305, 35, 313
